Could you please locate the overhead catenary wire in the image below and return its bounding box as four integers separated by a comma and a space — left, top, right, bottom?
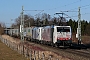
23, 9, 44, 19
58, 1, 90, 20
23, 9, 44, 12
60, 11, 78, 12
44, 0, 82, 11
21, 0, 90, 22
23, 0, 90, 17
24, 10, 44, 14
81, 7, 90, 10
81, 4, 90, 8
64, 0, 90, 13
55, 11, 76, 21
81, 13, 90, 15
70, 3, 90, 10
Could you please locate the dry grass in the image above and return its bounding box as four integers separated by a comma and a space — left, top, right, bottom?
82, 36, 90, 44
0, 41, 29, 60
2, 35, 21, 44
0, 27, 4, 35
1, 35, 71, 60
72, 34, 90, 44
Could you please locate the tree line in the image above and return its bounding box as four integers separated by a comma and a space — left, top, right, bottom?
67, 19, 90, 36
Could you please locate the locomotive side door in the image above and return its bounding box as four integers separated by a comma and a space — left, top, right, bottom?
53, 26, 57, 44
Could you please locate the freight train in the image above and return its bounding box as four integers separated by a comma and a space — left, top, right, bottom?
4, 25, 72, 47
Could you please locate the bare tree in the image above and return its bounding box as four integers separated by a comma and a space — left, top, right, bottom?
41, 13, 51, 26
0, 22, 4, 35
12, 14, 34, 28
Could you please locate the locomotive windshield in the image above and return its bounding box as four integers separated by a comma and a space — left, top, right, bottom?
57, 27, 70, 32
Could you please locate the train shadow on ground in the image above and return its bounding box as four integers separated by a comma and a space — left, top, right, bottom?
69, 42, 90, 49
84, 44, 90, 48
59, 43, 90, 49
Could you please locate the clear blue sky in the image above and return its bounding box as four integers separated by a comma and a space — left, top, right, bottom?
0, 0, 90, 27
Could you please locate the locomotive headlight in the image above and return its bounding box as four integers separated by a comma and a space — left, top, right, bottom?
69, 38, 71, 40
58, 38, 59, 39
57, 37, 59, 40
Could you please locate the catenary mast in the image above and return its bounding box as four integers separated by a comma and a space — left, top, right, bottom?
78, 7, 81, 45
20, 6, 24, 41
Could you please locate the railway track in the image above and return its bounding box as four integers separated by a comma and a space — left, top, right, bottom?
63, 49, 90, 58
26, 40, 90, 60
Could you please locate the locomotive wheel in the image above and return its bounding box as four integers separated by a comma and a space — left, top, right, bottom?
50, 43, 54, 47
54, 44, 59, 47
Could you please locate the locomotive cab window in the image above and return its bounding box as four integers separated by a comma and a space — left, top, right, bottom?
57, 27, 70, 32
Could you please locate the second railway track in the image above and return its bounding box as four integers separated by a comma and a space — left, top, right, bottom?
26, 40, 90, 60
